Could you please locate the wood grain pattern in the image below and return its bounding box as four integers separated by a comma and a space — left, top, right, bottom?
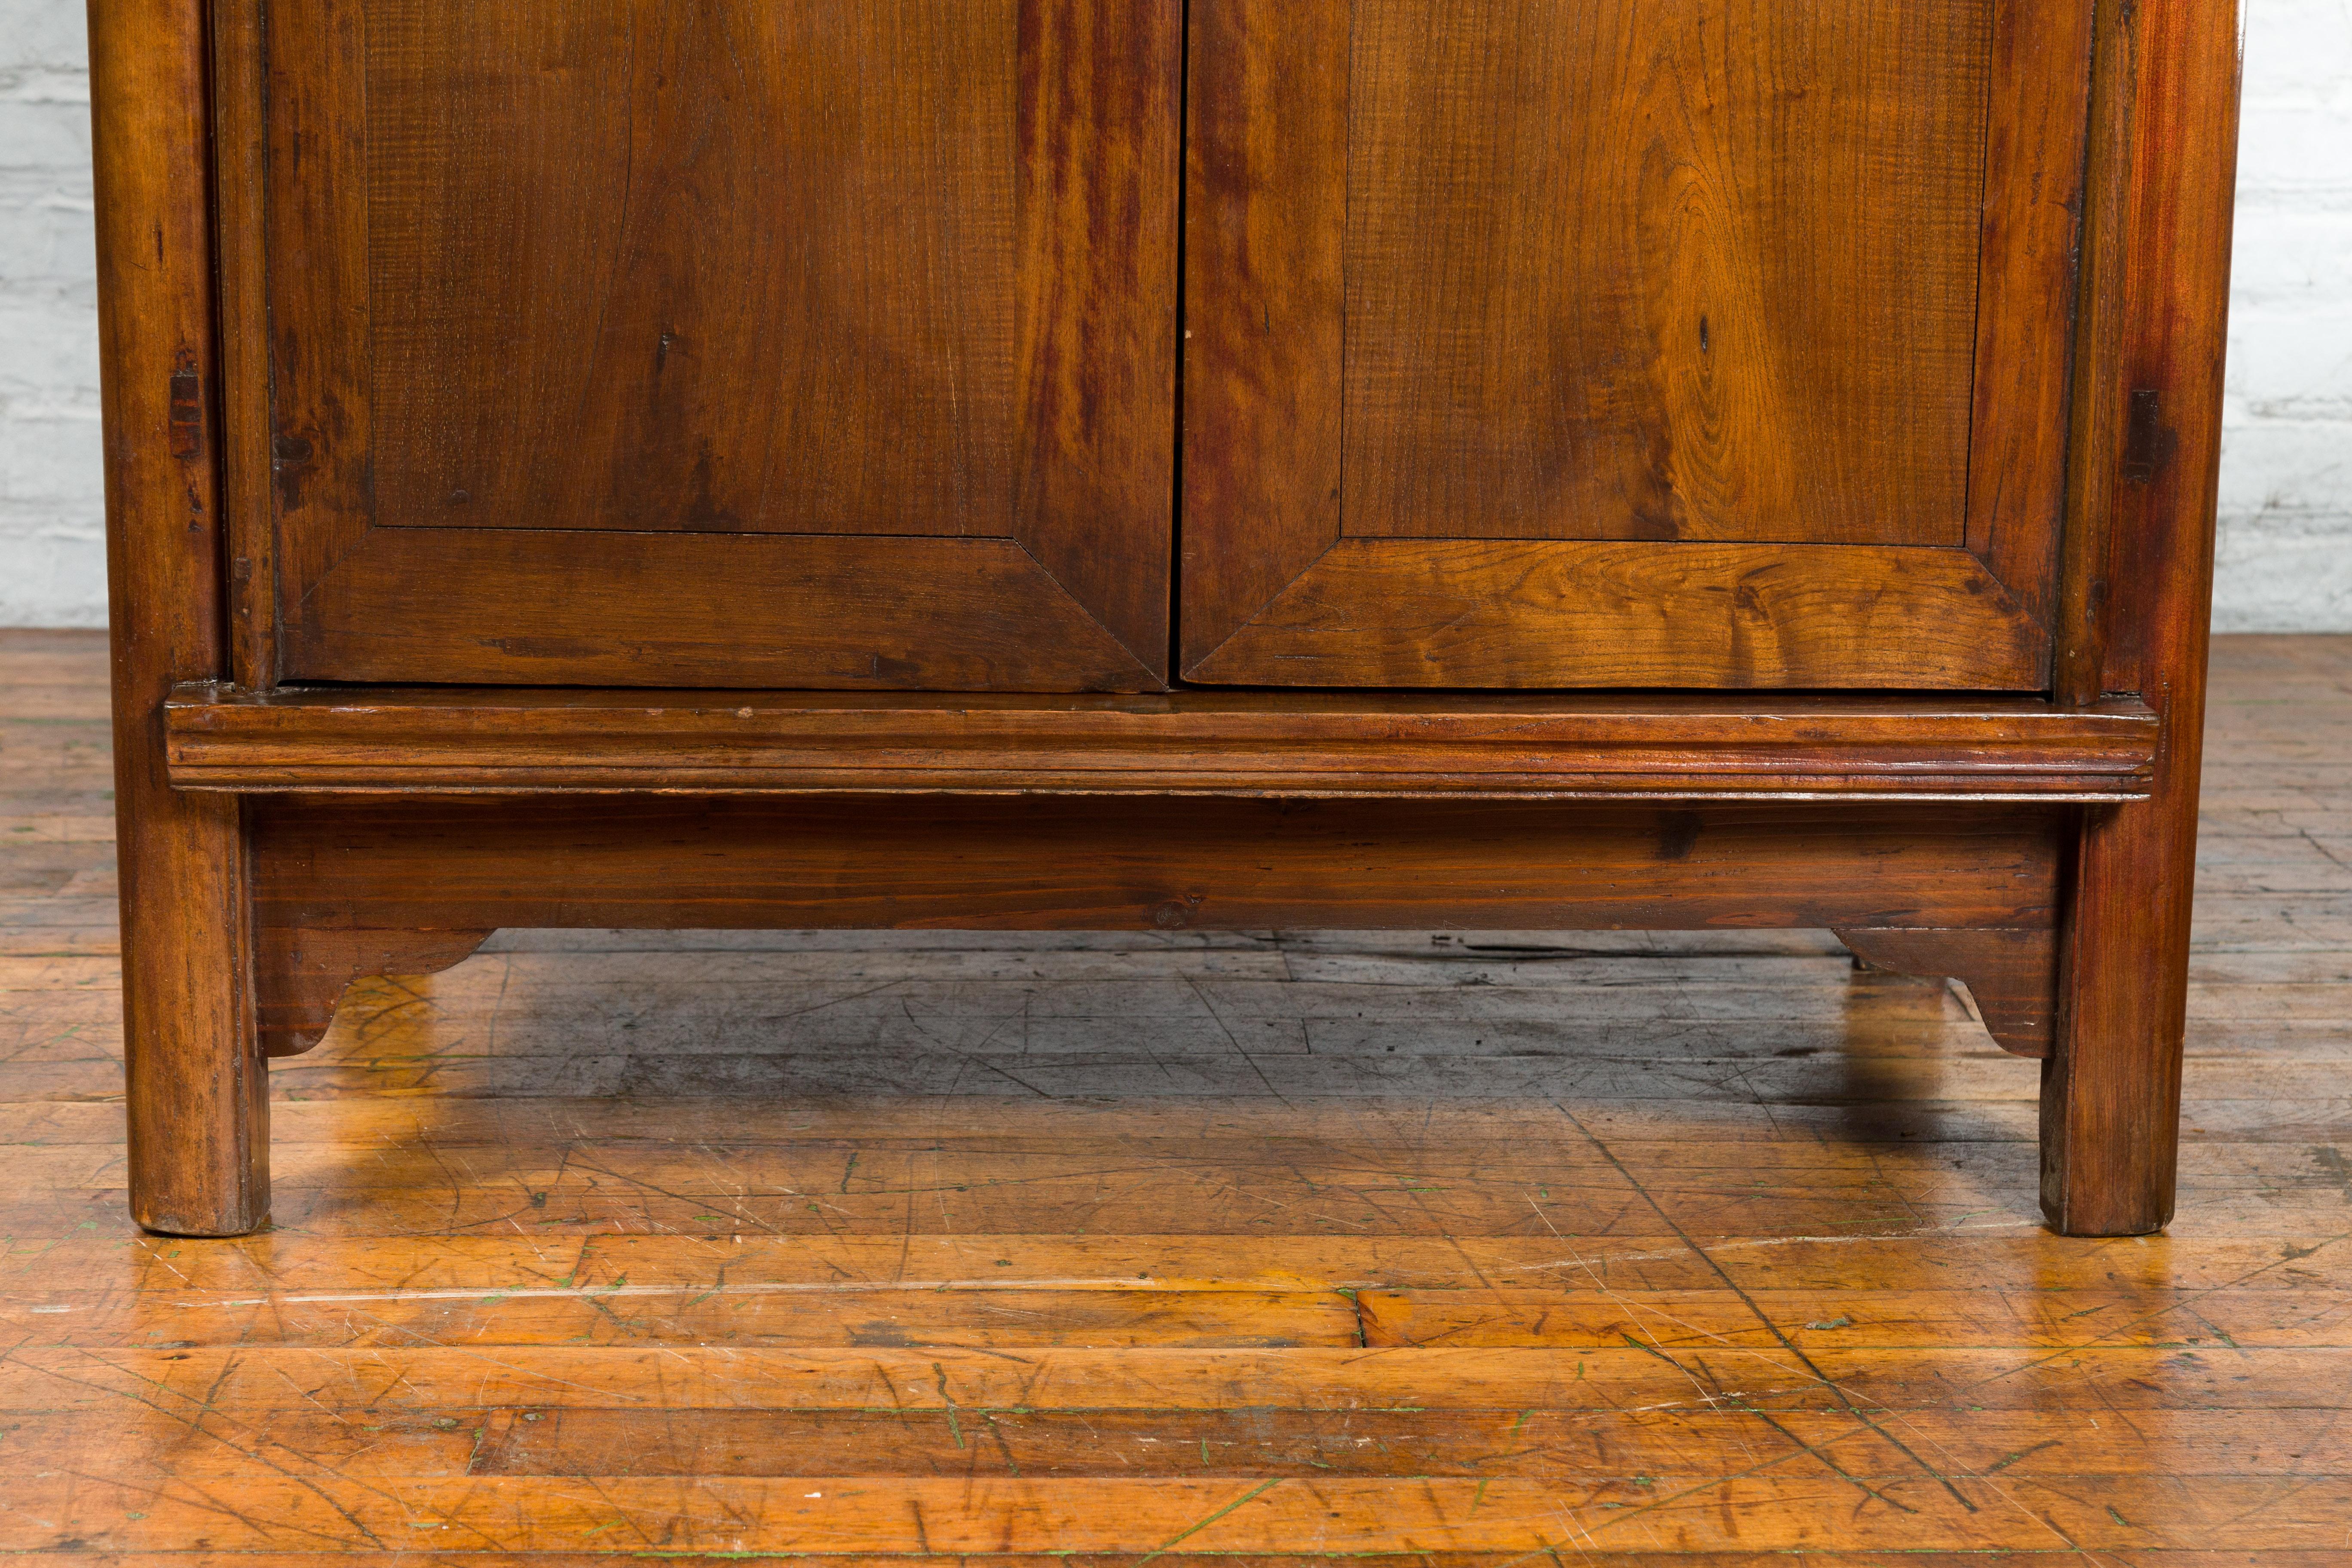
0, 629, 2345, 1558
2053, 0, 2144, 704
1834, 928, 2061, 1058
279, 530, 1157, 691
1011, 0, 1182, 668
252, 0, 1174, 688
1183, 0, 2092, 689
1963, 0, 2098, 627
244, 796, 2066, 939
1182, 539, 2050, 689
254, 927, 493, 1058
164, 685, 2160, 799
89, 0, 269, 1237
1341, 0, 1985, 547
209, 0, 274, 689
2041, 0, 2242, 1237
367, 0, 1018, 538
261, 0, 374, 634
1181, 0, 1348, 662
2, 1470, 2336, 1553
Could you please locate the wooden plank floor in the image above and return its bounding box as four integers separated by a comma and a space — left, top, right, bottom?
3, 630, 2350, 1561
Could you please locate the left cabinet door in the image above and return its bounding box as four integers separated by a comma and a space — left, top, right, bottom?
234, 0, 1177, 691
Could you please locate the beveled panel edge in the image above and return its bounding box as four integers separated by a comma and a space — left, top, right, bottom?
275, 529, 1164, 693
1179, 540, 2054, 690
166, 684, 2157, 801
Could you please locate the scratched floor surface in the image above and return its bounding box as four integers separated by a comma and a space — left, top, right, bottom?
2, 630, 2351, 1561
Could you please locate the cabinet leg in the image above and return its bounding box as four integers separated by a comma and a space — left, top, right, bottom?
2040, 799, 2195, 1237
90, 0, 269, 1235
120, 790, 269, 1236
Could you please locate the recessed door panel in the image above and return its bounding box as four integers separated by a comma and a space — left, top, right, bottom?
254, 0, 1177, 689
1185, 0, 2092, 687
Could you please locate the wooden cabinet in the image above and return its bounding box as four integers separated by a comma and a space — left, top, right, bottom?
92, 0, 2240, 1237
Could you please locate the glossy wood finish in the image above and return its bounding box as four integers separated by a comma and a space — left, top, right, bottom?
208, 0, 273, 689
235, 791, 2068, 1063
164, 686, 2159, 800
253, 0, 1177, 689
1181, 539, 2051, 689
6, 631, 2350, 1553
240, 792, 2070, 1059
1968, 0, 2101, 616
247, 796, 2065, 939
1835, 928, 2061, 1059
1183, 0, 2092, 687
239, 799, 2070, 1067
2041, 0, 2242, 1237
1339, 0, 1986, 549
88, 0, 269, 1237
93, 0, 2235, 1248
273, 532, 1161, 691
368, 0, 1021, 541
254, 927, 493, 1059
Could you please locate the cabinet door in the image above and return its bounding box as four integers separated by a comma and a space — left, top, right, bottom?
1184, 0, 2090, 688
253, 0, 1176, 690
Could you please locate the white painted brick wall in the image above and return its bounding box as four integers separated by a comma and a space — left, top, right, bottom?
1, 0, 2346, 629
2220, 0, 2352, 629
0, 0, 102, 626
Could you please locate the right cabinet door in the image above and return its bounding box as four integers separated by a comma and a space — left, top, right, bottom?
1183, 0, 2091, 689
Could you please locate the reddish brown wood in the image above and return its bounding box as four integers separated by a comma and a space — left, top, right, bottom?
209, 0, 273, 690
1180, 539, 2050, 689
1182, 0, 2092, 689
1337, 0, 1985, 548
1180, 0, 1347, 663
255, 928, 494, 1057
248, 796, 2065, 938
94, 0, 2233, 1243
1966, 0, 2098, 628
166, 686, 2160, 800
250, 0, 1175, 689
257, 0, 369, 652
2054, 8, 2141, 707
1013, 0, 1182, 669
15, 634, 2352, 1546
275, 532, 1155, 692
364, 0, 1017, 542
91, 0, 268, 1235
1834, 928, 2061, 1059
2041, 0, 2242, 1237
